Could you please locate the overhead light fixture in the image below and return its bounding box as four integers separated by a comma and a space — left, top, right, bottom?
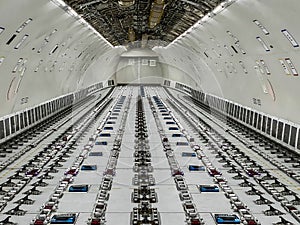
118, 0, 135, 7
179, 0, 199, 7
80, 0, 102, 8
51, 0, 67, 7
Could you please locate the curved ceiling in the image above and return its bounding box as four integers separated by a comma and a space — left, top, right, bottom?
63, 0, 225, 47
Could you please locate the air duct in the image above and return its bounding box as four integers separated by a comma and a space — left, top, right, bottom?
149, 0, 165, 29
128, 28, 136, 42
141, 34, 148, 48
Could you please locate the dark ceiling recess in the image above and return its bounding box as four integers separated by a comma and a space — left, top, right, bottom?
63, 0, 224, 48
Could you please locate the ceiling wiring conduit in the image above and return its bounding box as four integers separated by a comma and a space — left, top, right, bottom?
149, 0, 165, 29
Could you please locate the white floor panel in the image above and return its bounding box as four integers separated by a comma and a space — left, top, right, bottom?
57, 192, 98, 212
116, 158, 134, 169
155, 185, 183, 212
159, 213, 186, 225
113, 169, 135, 186
151, 158, 171, 169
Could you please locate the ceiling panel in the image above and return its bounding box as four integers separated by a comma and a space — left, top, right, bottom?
63, 0, 225, 48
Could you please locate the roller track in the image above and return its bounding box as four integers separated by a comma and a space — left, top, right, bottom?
160, 86, 300, 224
178, 91, 300, 184
0, 85, 298, 225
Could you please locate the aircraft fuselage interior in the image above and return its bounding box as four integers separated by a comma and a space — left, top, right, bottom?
0, 0, 300, 224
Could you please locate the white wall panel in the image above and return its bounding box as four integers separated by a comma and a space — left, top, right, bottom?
1, 0, 300, 128
0, 0, 119, 117
115, 49, 163, 84
154, 0, 300, 124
